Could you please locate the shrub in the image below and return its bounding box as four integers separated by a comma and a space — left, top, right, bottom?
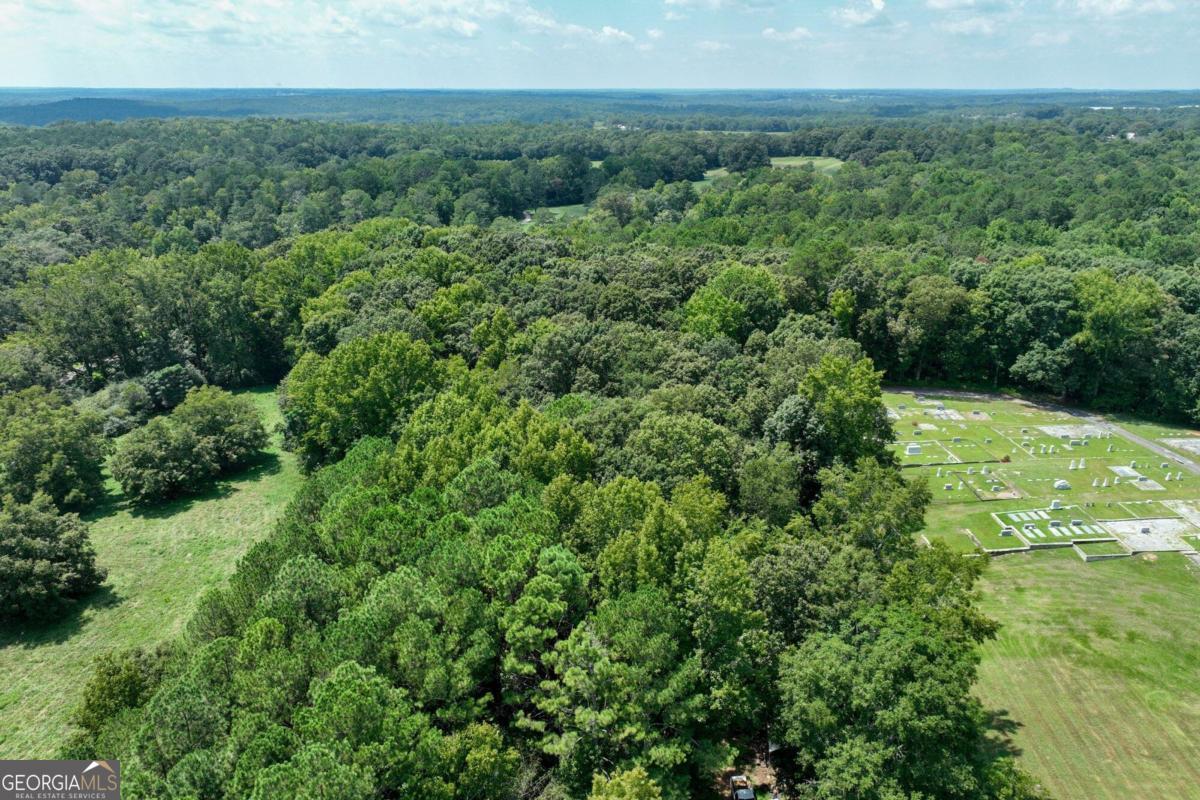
0, 387, 109, 509
172, 386, 268, 470
0, 494, 107, 622
111, 388, 267, 503
74, 364, 206, 439
111, 417, 214, 503
140, 364, 206, 411
75, 379, 155, 437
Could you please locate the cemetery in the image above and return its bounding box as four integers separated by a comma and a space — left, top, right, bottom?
887, 390, 1200, 562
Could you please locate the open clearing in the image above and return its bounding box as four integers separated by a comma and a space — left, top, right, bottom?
769, 155, 843, 173
975, 549, 1200, 800
0, 388, 301, 758
891, 389, 1200, 799
890, 390, 1200, 556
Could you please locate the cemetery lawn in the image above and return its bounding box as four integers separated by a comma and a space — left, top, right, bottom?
0, 388, 301, 758
888, 388, 1200, 799
975, 549, 1200, 800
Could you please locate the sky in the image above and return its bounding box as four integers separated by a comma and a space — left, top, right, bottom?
0, 0, 1197, 89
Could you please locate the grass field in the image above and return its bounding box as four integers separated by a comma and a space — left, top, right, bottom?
694, 166, 730, 185
890, 388, 1200, 799
975, 549, 1200, 800
529, 202, 590, 222
0, 387, 301, 758
887, 390, 1200, 555
769, 155, 843, 173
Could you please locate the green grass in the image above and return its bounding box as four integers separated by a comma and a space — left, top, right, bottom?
1074, 540, 1128, 556
890, 389, 1200, 799
530, 203, 590, 222
769, 155, 843, 173
0, 387, 301, 758
975, 550, 1200, 800
693, 157, 842, 187
693, 166, 730, 186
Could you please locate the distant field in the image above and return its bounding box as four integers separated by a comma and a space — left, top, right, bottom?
975, 550, 1200, 800
530, 203, 590, 222
0, 388, 301, 758
769, 155, 843, 173
694, 166, 730, 185
890, 388, 1200, 799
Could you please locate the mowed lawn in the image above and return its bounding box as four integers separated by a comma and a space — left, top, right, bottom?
975, 549, 1200, 800
0, 387, 301, 758
770, 155, 843, 173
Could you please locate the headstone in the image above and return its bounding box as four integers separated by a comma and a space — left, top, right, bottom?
1050, 498, 1064, 509
1079, 458, 1086, 468
1069, 459, 1077, 470
1092, 478, 1099, 487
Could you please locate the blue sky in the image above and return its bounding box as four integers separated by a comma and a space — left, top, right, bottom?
0, 0, 1197, 89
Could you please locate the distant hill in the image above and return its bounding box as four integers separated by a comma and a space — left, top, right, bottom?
0, 97, 193, 125
2, 88, 1200, 127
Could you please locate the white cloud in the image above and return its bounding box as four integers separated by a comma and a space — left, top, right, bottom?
834, 0, 889, 26
59, 0, 638, 49
597, 25, 634, 43
647, 27, 664, 39
0, 0, 27, 32
696, 39, 731, 51
926, 0, 1011, 8
665, 0, 777, 8
763, 26, 813, 41
1068, 0, 1174, 16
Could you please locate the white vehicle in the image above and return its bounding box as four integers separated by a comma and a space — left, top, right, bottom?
730, 775, 756, 800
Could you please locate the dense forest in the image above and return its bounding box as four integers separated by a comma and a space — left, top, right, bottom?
2, 100, 1199, 798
